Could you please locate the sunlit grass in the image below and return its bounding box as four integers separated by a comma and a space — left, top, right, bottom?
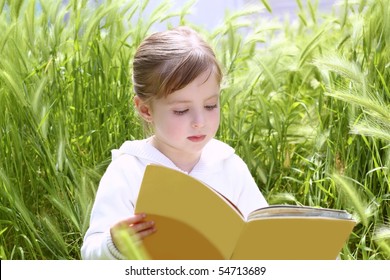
0, 0, 389, 259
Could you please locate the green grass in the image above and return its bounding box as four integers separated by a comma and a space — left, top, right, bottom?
0, 0, 389, 259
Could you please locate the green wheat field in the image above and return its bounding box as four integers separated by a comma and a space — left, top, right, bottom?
0, 0, 389, 260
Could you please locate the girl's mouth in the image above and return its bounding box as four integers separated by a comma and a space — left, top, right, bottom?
187, 135, 206, 142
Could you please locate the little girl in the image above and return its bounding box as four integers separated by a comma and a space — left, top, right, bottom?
81, 26, 268, 260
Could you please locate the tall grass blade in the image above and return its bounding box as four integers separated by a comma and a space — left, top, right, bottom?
373, 226, 390, 259
113, 229, 149, 260
260, 0, 272, 13
332, 173, 368, 226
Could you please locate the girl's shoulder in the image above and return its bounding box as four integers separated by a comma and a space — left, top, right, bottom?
201, 139, 247, 171
111, 139, 149, 160
110, 138, 179, 169
202, 139, 235, 160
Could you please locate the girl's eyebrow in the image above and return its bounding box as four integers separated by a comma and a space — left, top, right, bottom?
167, 94, 219, 105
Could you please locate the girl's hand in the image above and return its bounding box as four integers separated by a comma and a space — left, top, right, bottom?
110, 213, 156, 249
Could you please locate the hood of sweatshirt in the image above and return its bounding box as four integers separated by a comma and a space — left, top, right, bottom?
111, 137, 235, 175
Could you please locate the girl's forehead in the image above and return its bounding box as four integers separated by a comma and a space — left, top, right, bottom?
176, 71, 218, 91
166, 93, 220, 104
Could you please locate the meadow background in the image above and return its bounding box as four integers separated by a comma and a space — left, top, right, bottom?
0, 0, 389, 260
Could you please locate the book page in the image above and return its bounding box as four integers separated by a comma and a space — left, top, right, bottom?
231, 217, 356, 260
248, 205, 353, 221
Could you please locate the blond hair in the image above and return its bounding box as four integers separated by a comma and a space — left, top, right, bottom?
132, 26, 222, 103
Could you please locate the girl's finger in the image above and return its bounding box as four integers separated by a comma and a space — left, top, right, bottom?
121, 213, 147, 226
131, 220, 155, 234
136, 226, 157, 240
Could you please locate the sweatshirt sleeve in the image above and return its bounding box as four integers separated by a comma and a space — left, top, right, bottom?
230, 155, 269, 218
80, 155, 143, 260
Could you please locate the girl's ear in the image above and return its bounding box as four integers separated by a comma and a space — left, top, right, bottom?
134, 96, 153, 122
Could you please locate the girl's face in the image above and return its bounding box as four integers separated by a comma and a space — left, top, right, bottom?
136, 70, 220, 168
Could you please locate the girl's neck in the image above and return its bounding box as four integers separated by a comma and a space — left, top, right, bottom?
174, 159, 200, 173
150, 136, 200, 173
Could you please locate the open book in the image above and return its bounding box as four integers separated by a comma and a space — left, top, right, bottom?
135, 164, 356, 260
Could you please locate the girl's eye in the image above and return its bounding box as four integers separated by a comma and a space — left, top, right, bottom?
205, 104, 218, 111
173, 109, 189, 115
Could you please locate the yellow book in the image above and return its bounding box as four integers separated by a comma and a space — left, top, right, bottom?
135, 164, 356, 260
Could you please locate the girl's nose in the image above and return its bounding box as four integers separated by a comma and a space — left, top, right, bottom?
192, 111, 205, 128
